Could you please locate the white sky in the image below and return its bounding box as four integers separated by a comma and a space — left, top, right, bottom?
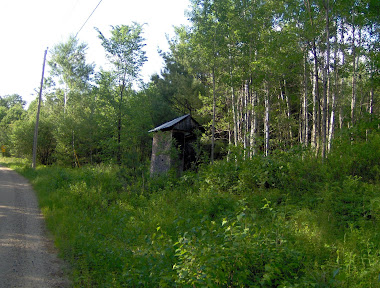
0, 0, 190, 105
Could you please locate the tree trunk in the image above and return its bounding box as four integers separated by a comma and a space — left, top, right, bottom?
321, 0, 330, 159
250, 87, 257, 157
229, 49, 238, 148
211, 66, 216, 164
305, 0, 320, 154
237, 90, 242, 144
303, 51, 309, 146
264, 81, 270, 156
356, 28, 362, 120
64, 87, 68, 114
299, 98, 303, 144
231, 84, 238, 147
369, 26, 375, 117
311, 57, 320, 151
328, 20, 338, 152
351, 15, 356, 127
244, 80, 250, 158
369, 81, 374, 116
227, 123, 232, 161
117, 82, 125, 165
283, 79, 293, 147
338, 21, 345, 130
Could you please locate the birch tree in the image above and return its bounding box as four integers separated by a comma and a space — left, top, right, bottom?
167, 0, 379, 159
48, 37, 94, 165
49, 36, 94, 113
321, 0, 330, 159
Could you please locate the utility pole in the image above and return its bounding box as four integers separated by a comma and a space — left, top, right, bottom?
32, 48, 48, 169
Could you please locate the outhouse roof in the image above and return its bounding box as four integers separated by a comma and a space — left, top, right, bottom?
149, 114, 202, 133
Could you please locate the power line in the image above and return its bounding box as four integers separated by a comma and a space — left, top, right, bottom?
75, 0, 103, 38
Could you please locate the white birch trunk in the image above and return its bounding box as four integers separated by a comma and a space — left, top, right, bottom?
306, 0, 320, 152
211, 67, 216, 163
311, 61, 319, 149
321, 0, 330, 159
328, 21, 338, 153
338, 21, 345, 130
284, 79, 293, 147
264, 81, 270, 156
231, 84, 238, 147
299, 98, 303, 145
369, 85, 374, 115
244, 81, 249, 158
250, 88, 257, 157
303, 52, 309, 146
351, 15, 356, 127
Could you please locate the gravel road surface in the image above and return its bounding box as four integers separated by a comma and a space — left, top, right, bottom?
0, 165, 69, 288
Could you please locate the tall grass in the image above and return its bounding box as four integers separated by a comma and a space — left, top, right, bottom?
1, 132, 379, 287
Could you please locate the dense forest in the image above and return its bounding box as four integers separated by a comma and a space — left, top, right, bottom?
0, 0, 379, 166
0, 0, 379, 286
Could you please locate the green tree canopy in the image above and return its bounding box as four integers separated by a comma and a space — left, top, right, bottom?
95, 23, 148, 164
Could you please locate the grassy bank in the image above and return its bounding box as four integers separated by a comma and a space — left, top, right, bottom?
1, 133, 379, 287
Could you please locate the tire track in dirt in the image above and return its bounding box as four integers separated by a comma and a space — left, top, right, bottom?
0, 165, 69, 288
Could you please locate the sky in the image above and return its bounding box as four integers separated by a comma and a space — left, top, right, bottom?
0, 0, 191, 105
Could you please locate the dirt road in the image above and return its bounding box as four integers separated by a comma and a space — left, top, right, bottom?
0, 165, 69, 288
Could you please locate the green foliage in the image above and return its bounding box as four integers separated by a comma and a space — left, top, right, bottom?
95, 23, 147, 84
48, 36, 94, 92
0, 95, 26, 154
150, 52, 205, 117
2, 129, 379, 287
96, 23, 148, 165
1, 0, 378, 283
0, 94, 26, 109
328, 123, 380, 183
10, 118, 56, 164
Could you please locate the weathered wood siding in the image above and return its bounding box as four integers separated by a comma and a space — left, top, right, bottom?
150, 115, 203, 177
150, 132, 173, 176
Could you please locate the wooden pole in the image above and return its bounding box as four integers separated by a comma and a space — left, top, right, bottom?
32, 48, 48, 169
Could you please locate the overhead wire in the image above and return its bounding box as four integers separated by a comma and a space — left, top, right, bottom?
74, 0, 103, 38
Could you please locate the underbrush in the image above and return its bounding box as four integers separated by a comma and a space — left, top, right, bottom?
1, 132, 379, 287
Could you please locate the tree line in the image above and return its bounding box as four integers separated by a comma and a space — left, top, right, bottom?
1, 0, 379, 168
171, 0, 379, 159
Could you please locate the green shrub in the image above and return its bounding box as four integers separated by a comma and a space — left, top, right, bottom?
1, 128, 379, 287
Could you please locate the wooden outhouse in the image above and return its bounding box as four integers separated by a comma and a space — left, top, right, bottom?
149, 114, 202, 176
